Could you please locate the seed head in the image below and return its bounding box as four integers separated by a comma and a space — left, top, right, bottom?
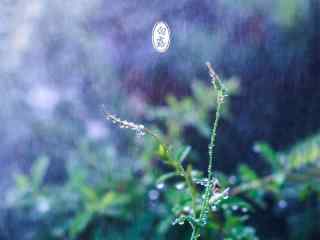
106, 113, 145, 137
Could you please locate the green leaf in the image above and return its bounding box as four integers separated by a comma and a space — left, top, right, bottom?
254, 142, 280, 170
238, 164, 258, 182
285, 134, 320, 170
157, 216, 173, 235
69, 211, 93, 238
15, 174, 30, 190
156, 172, 178, 184
31, 156, 49, 188
80, 186, 98, 202
175, 146, 191, 163
157, 144, 170, 162
97, 192, 130, 213
98, 192, 117, 210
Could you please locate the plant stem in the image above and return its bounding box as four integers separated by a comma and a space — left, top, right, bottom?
195, 63, 226, 239
145, 127, 198, 217
190, 222, 200, 240
143, 127, 170, 150
185, 165, 198, 217
208, 97, 222, 180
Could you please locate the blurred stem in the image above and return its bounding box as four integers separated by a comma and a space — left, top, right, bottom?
190, 223, 200, 240
186, 165, 198, 216
230, 174, 277, 196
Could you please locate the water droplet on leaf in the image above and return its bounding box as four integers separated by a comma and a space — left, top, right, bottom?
156, 183, 165, 190
175, 182, 185, 190
148, 190, 159, 201
232, 205, 239, 211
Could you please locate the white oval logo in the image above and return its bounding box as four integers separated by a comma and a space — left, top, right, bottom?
152, 21, 171, 53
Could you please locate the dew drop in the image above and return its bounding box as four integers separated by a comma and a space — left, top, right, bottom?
175, 182, 185, 190
148, 190, 159, 201
183, 206, 191, 213
241, 208, 248, 213
37, 197, 50, 214
232, 205, 239, 211
156, 182, 165, 190
278, 200, 287, 209
253, 144, 260, 153
228, 175, 236, 184
211, 205, 218, 212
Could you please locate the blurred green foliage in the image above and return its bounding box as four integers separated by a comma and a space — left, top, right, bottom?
4, 78, 320, 240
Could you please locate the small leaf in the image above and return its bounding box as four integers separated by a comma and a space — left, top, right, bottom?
69, 211, 93, 238
157, 216, 174, 234
238, 164, 257, 182
31, 156, 49, 188
157, 144, 170, 161
156, 172, 178, 184
98, 192, 117, 210
254, 142, 280, 170
175, 146, 191, 163
15, 174, 30, 190
80, 186, 98, 203
97, 192, 130, 213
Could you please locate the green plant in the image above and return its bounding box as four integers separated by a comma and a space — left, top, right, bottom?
4, 62, 319, 240
106, 63, 229, 240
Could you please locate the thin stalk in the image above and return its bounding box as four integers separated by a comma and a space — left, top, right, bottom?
199, 65, 225, 221
190, 222, 200, 240
192, 64, 226, 240
185, 165, 198, 217
208, 97, 222, 179
197, 98, 222, 228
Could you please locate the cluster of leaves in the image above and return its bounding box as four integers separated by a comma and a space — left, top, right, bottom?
4, 143, 155, 239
